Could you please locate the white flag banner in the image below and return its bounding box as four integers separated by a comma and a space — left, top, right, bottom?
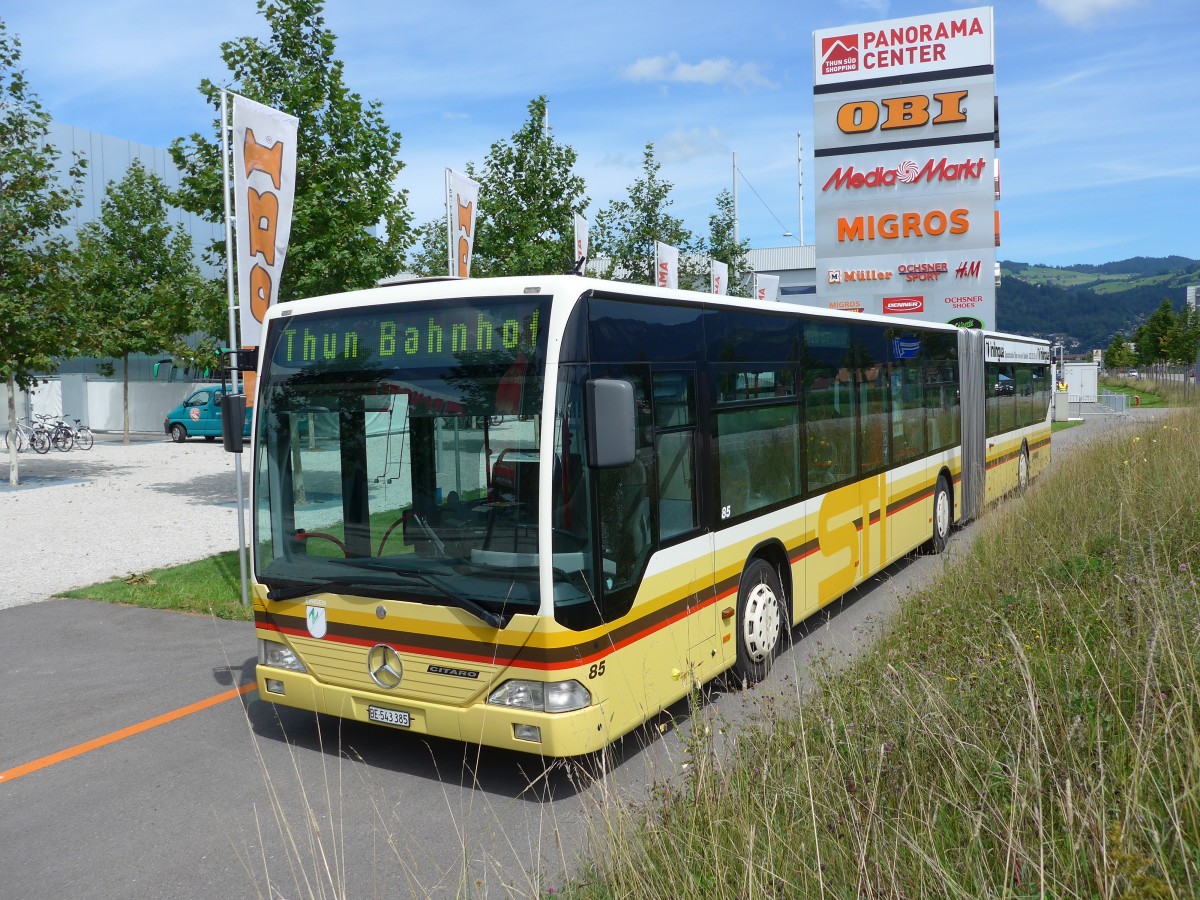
711, 260, 729, 295
654, 241, 678, 290
233, 96, 298, 347
573, 213, 589, 267
754, 273, 781, 302
446, 169, 480, 278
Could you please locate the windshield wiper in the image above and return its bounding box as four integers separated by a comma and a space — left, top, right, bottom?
338, 561, 504, 629
262, 577, 388, 602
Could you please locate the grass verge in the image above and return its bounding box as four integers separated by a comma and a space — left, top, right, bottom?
570, 408, 1200, 898
62, 550, 252, 621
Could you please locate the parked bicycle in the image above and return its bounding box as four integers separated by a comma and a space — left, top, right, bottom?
35, 415, 74, 452
67, 418, 95, 450
3, 417, 51, 454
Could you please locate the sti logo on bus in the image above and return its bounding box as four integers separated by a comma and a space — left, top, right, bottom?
836, 91, 968, 134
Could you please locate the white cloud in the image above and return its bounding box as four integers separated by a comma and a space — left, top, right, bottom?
660, 127, 729, 164
838, 0, 890, 14
621, 53, 777, 90
1037, 0, 1144, 27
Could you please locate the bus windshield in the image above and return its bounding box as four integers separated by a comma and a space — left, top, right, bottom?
252, 297, 561, 625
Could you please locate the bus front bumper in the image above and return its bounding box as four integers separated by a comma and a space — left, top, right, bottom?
255, 666, 610, 758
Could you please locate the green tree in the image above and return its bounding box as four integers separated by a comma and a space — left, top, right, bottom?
405, 218, 448, 278
1104, 332, 1137, 370
75, 160, 211, 442
704, 188, 751, 297
1133, 298, 1175, 365
169, 0, 412, 311
0, 18, 86, 485
466, 96, 588, 277
1163, 303, 1200, 365
591, 143, 695, 286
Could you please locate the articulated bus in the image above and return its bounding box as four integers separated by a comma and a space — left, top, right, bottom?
248, 275, 1051, 757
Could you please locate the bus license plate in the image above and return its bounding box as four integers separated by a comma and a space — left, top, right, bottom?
367, 706, 410, 728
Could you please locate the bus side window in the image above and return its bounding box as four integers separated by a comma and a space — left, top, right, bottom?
653, 370, 697, 540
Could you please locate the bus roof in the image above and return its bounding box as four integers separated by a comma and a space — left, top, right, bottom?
262, 274, 1044, 345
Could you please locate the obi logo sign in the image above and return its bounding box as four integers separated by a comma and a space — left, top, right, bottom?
242, 128, 288, 327
232, 97, 297, 347
454, 196, 475, 276
837, 91, 969, 134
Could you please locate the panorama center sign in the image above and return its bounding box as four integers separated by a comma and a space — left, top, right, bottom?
813, 6, 997, 329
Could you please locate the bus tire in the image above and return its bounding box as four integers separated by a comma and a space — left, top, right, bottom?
925, 475, 952, 554
732, 558, 785, 686
1017, 445, 1030, 492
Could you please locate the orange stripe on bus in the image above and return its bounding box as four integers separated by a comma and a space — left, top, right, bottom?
0, 682, 256, 785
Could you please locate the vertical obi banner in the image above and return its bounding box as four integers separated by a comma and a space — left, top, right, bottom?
446, 169, 480, 278
654, 241, 678, 290
711, 259, 729, 295
233, 96, 298, 348
754, 273, 781, 302
812, 7, 997, 329
573, 213, 589, 265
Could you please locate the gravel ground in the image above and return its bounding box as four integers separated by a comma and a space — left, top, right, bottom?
0, 407, 1170, 612
0, 434, 249, 610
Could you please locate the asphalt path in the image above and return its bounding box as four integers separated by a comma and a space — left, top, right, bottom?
0, 409, 1169, 898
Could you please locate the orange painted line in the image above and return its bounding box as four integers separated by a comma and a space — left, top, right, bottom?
0, 682, 256, 785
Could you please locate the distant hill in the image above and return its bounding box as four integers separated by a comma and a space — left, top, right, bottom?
996, 256, 1200, 350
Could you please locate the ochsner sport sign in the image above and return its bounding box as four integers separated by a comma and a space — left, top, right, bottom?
813, 7, 997, 328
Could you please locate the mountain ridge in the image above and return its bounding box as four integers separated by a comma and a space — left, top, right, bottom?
995, 256, 1200, 350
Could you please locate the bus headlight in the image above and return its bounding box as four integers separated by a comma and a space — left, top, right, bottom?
487, 679, 591, 713
258, 639, 307, 673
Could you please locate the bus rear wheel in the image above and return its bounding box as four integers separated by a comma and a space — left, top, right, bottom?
925, 475, 952, 554
732, 559, 786, 686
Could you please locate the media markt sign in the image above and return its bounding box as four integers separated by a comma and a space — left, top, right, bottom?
812, 7, 998, 328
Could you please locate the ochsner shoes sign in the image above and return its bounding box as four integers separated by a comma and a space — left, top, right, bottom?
813, 6, 997, 330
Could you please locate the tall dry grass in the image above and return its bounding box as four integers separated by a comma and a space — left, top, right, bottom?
572, 409, 1200, 898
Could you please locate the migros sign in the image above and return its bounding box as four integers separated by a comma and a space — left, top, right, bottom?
837, 208, 969, 242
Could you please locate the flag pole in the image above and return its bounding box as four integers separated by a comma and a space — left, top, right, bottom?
221, 88, 250, 608
445, 168, 453, 277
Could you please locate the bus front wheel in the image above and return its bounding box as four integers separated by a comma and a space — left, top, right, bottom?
732, 558, 785, 686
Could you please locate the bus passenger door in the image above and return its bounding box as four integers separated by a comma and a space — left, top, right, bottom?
651, 369, 718, 674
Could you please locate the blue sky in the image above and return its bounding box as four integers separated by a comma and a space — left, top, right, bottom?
5, 0, 1198, 267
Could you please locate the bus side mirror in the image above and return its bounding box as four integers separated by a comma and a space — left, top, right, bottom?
586, 379, 635, 468
221, 393, 247, 453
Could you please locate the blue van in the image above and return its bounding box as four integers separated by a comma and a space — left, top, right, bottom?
164, 387, 252, 443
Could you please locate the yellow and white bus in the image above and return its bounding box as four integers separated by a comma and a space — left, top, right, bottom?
248, 275, 1050, 757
